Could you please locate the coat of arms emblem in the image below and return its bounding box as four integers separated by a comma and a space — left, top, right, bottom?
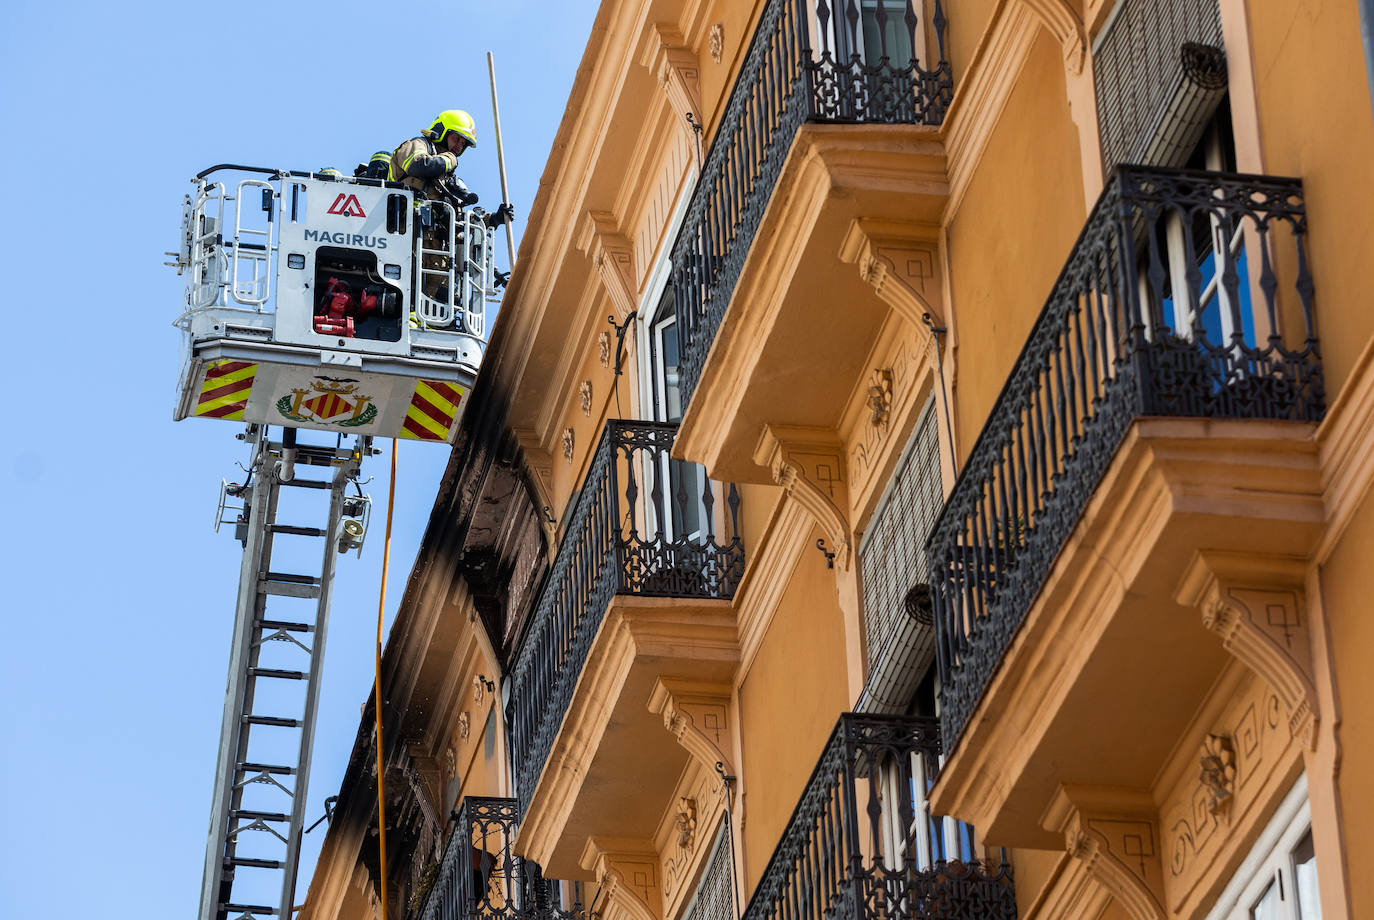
276, 376, 378, 427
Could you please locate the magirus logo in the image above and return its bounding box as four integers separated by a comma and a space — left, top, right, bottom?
326, 193, 367, 217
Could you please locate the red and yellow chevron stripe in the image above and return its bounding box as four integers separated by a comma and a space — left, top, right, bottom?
196, 361, 256, 420
400, 380, 463, 441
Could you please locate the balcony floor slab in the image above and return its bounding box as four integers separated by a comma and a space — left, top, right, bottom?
675, 123, 948, 482
515, 595, 737, 878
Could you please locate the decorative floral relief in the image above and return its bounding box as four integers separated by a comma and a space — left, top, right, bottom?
562, 428, 575, 464
598, 331, 612, 368
580, 380, 593, 416
708, 24, 723, 64
1199, 733, 1237, 818
1167, 690, 1285, 886
866, 368, 893, 428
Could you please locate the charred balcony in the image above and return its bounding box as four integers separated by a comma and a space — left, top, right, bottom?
746, 713, 1016, 920
506, 421, 744, 818
412, 797, 585, 920
926, 166, 1323, 790
671, 0, 952, 413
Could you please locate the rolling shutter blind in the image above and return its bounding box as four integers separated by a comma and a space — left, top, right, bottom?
1093, 0, 1226, 173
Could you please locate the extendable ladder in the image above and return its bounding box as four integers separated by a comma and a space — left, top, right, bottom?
197, 425, 370, 920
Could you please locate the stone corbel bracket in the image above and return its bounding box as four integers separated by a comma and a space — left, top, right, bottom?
838, 219, 944, 333
576, 210, 639, 322
580, 837, 663, 920
639, 23, 703, 132
1177, 552, 1318, 750
753, 425, 852, 570
648, 679, 737, 797
1044, 785, 1167, 920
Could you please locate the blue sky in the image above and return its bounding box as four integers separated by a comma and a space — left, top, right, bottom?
0, 2, 599, 916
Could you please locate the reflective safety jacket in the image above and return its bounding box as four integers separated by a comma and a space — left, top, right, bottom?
388, 136, 458, 198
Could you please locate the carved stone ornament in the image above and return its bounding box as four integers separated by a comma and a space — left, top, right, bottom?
1199, 733, 1236, 819
866, 368, 893, 428
458, 711, 471, 741
444, 745, 457, 777
580, 380, 594, 416
1046, 786, 1167, 920
472, 675, 486, 706
562, 427, 576, 464
598, 331, 612, 368
1178, 552, 1319, 750
708, 24, 723, 64
675, 797, 698, 849
839, 220, 944, 333
753, 426, 852, 570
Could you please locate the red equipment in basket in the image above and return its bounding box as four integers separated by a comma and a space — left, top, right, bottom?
313, 276, 381, 337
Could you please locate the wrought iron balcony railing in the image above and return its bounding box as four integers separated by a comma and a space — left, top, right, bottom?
745, 713, 1016, 920
414, 797, 585, 920
507, 420, 745, 814
927, 165, 1324, 753
672, 0, 952, 410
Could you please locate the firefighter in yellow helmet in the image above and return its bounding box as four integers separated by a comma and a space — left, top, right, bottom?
389, 110, 479, 200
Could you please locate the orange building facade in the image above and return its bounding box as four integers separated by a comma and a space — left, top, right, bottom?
301, 2, 1374, 920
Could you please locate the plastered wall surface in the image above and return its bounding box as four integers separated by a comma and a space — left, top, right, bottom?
736, 525, 850, 890
1318, 487, 1374, 916
945, 31, 1086, 458
1244, 0, 1374, 395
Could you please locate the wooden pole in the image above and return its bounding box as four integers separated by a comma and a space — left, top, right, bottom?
487, 51, 517, 268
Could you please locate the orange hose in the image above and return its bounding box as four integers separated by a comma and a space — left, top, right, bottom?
373, 440, 399, 920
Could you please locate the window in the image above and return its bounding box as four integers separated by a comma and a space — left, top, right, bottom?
647, 286, 709, 542
859, 397, 943, 686
1143, 104, 1259, 350
681, 823, 734, 920
1207, 777, 1323, 920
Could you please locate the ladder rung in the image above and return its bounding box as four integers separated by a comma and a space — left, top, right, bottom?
259, 580, 320, 599
237, 762, 295, 776
249, 667, 307, 681
243, 715, 301, 728
257, 619, 314, 634
226, 857, 284, 869
232, 809, 291, 822
263, 572, 319, 585
278, 478, 330, 490
295, 453, 338, 468
222, 904, 277, 916
267, 524, 327, 537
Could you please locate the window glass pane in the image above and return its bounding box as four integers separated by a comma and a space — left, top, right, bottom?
1249, 877, 1281, 920
1292, 832, 1321, 919
861, 0, 914, 65
661, 320, 682, 422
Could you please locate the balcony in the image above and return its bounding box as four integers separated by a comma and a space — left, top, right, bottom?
507, 420, 744, 826
746, 713, 1016, 920
925, 166, 1325, 843
671, 0, 952, 418
413, 797, 585, 920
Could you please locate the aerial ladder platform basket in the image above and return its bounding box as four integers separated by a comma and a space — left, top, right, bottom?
172, 165, 495, 444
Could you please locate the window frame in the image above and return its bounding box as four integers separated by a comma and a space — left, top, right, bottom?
1205, 774, 1321, 920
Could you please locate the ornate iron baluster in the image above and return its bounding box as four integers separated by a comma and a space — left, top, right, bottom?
738, 715, 1015, 920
